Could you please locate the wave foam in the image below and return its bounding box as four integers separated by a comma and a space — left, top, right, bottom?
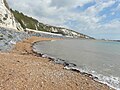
64, 66, 120, 90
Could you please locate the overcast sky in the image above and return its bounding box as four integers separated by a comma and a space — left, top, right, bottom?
7, 0, 120, 39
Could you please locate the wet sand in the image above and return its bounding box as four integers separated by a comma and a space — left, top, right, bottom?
0, 36, 114, 90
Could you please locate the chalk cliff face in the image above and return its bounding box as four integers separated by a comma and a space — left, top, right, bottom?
0, 0, 23, 31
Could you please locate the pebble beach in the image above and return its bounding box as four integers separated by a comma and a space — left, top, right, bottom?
0, 36, 114, 90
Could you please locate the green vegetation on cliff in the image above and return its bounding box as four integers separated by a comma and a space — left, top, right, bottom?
11, 10, 60, 32
11, 10, 39, 30
11, 9, 94, 39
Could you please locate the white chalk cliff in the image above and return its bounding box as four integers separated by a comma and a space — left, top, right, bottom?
0, 0, 23, 30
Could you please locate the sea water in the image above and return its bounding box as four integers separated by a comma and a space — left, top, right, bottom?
33, 39, 120, 89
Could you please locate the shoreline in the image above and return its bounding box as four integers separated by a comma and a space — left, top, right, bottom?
32, 39, 119, 90
0, 36, 114, 90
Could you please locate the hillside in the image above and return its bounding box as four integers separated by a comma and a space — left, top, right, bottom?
0, 0, 94, 39
11, 10, 94, 39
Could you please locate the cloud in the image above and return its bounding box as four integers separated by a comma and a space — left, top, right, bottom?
50, 0, 92, 8
7, 0, 120, 39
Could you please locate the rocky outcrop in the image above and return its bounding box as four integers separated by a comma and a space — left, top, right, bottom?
0, 0, 23, 31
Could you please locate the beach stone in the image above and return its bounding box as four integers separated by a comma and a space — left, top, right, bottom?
0, 27, 64, 52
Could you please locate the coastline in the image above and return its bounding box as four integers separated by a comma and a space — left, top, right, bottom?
0, 36, 114, 90
32, 38, 120, 90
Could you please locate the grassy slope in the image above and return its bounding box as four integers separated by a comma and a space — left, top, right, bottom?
11, 10, 55, 32
11, 10, 94, 38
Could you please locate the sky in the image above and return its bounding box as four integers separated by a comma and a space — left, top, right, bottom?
7, 0, 120, 40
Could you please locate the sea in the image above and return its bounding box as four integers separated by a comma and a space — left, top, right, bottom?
33, 39, 120, 90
